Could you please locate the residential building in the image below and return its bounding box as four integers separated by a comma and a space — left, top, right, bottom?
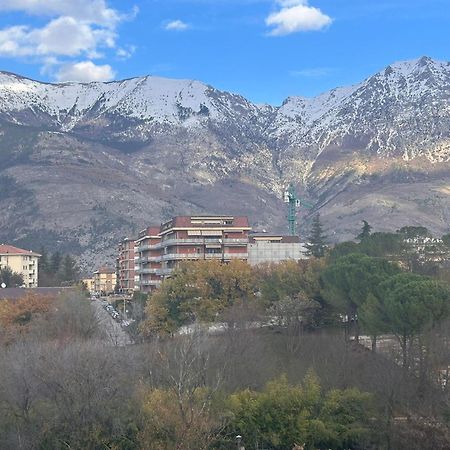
135, 227, 162, 293
248, 234, 307, 266
93, 266, 116, 294
116, 238, 136, 293
0, 244, 41, 287
82, 278, 95, 293
135, 216, 251, 292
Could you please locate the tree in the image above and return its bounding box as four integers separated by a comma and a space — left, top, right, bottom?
59, 254, 79, 285
397, 226, 431, 239
50, 251, 62, 274
0, 266, 24, 288
357, 220, 372, 241
380, 273, 450, 369
139, 333, 227, 450
321, 254, 400, 341
358, 232, 404, 258
227, 372, 376, 450
304, 214, 328, 258
140, 260, 257, 337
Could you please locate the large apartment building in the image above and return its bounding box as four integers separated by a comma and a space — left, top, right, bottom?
0, 244, 41, 287
116, 238, 136, 293
135, 216, 251, 292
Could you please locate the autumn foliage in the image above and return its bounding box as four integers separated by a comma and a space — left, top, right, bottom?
0, 294, 55, 341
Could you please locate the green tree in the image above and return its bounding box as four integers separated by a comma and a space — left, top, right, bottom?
357, 220, 372, 241
442, 233, 450, 247
59, 254, 79, 285
228, 372, 376, 450
0, 266, 24, 288
397, 226, 430, 239
321, 254, 400, 341
328, 241, 362, 262
380, 273, 450, 369
305, 214, 328, 258
50, 251, 62, 274
358, 232, 404, 258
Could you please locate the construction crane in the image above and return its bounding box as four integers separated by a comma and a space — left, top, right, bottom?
283, 183, 313, 236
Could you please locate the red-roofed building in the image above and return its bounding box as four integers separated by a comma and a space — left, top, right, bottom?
134, 216, 251, 293
0, 244, 41, 287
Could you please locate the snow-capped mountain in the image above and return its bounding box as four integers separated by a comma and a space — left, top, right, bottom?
0, 56, 449, 267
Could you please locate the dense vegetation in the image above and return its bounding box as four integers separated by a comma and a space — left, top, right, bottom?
37, 248, 79, 287
1, 223, 450, 449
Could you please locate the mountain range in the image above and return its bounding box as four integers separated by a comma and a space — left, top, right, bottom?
0, 56, 449, 269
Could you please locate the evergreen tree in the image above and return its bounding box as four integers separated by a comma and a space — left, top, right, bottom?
305, 214, 328, 258
50, 251, 62, 274
0, 266, 24, 287
59, 255, 79, 286
357, 220, 372, 241
38, 247, 49, 273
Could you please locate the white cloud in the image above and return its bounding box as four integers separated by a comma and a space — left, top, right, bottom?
55, 61, 115, 83
0, 0, 121, 28
0, 17, 116, 58
266, 0, 332, 36
0, 1, 137, 82
116, 45, 136, 60
165, 20, 190, 31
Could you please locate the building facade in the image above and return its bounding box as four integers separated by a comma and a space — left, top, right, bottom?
135, 227, 162, 293
248, 234, 307, 266
93, 267, 117, 295
0, 244, 41, 287
82, 278, 95, 293
135, 216, 251, 292
116, 238, 136, 293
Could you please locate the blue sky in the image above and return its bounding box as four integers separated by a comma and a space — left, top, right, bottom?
0, 0, 448, 105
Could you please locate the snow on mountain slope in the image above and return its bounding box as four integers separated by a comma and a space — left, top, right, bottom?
0, 56, 449, 168
0, 72, 264, 132
271, 56, 450, 173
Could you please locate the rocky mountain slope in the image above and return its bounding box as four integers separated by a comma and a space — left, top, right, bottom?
0, 56, 449, 269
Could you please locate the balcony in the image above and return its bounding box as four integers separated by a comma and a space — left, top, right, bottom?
140, 280, 162, 287
136, 256, 162, 263
161, 253, 248, 261
156, 268, 174, 276
158, 238, 248, 247
136, 268, 160, 275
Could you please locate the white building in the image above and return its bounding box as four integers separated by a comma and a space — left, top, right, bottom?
0, 244, 41, 287
248, 234, 307, 266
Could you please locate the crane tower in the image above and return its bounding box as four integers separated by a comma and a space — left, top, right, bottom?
284, 183, 301, 236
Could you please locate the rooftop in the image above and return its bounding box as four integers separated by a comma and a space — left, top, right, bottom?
0, 244, 41, 256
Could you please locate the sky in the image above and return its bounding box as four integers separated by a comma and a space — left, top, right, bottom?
0, 0, 448, 105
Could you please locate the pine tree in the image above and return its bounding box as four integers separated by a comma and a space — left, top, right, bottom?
60, 254, 79, 285
50, 251, 62, 274
305, 214, 328, 258
357, 220, 372, 242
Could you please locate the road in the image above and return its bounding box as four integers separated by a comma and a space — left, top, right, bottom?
91, 299, 132, 346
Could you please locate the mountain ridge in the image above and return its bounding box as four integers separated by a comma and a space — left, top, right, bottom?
0, 56, 449, 268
